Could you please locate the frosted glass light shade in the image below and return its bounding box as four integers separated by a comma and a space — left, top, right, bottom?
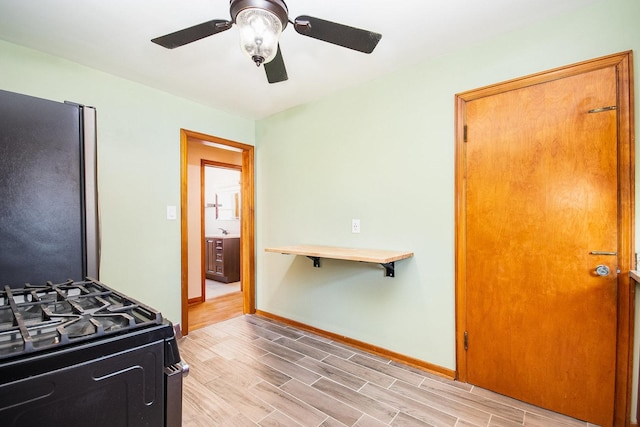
236, 7, 283, 65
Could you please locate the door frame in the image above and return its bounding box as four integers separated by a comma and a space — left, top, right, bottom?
454, 51, 634, 425
180, 128, 256, 335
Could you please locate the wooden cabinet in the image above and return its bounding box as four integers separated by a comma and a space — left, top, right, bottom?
205, 237, 240, 283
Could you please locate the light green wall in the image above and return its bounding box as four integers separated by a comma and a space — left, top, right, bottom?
1, 0, 639, 420
256, 0, 640, 394
0, 39, 255, 324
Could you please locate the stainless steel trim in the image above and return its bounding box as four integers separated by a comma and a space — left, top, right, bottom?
82, 106, 100, 279
165, 362, 185, 427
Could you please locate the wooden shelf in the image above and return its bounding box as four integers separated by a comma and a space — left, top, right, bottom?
264, 245, 413, 277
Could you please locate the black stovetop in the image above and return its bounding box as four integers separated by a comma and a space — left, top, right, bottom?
0, 278, 164, 360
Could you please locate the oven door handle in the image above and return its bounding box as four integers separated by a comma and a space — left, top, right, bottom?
165, 361, 189, 378
178, 360, 190, 378
165, 361, 189, 427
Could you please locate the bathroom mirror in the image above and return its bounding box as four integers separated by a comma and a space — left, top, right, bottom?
216, 188, 240, 220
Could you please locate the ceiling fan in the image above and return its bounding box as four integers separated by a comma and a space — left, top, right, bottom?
151, 0, 382, 84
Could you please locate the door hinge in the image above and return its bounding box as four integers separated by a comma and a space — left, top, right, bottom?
463, 125, 468, 143
464, 331, 469, 350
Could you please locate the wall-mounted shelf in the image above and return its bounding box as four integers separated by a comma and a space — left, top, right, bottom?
264, 245, 413, 277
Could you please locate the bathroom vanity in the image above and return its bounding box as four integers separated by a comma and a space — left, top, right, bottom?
205, 236, 240, 283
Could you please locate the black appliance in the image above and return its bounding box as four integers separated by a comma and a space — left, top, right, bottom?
0, 90, 187, 426
0, 89, 99, 285
0, 278, 185, 426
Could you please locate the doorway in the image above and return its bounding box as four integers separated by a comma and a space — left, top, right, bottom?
454, 52, 634, 426
202, 162, 241, 302
180, 129, 255, 335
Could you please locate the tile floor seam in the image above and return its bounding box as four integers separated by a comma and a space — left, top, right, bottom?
389, 380, 494, 425
291, 376, 368, 426
366, 380, 473, 426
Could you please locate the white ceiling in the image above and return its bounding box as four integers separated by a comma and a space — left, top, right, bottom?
0, 0, 597, 120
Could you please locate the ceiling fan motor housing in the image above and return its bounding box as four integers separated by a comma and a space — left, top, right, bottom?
229, 0, 289, 30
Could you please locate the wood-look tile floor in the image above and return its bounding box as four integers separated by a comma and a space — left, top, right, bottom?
179, 315, 599, 427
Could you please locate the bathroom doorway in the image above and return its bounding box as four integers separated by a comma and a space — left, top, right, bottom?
180, 129, 255, 334
202, 162, 241, 301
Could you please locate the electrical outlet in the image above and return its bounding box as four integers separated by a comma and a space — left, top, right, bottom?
352, 219, 361, 233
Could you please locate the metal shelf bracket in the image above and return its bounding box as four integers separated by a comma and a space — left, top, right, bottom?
381, 262, 395, 277
307, 256, 321, 268
305, 256, 396, 277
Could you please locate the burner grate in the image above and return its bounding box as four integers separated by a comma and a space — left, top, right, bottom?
0, 278, 163, 360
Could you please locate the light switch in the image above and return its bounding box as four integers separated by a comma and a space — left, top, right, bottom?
166, 205, 177, 220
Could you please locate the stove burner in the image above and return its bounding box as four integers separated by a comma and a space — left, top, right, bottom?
0, 278, 163, 360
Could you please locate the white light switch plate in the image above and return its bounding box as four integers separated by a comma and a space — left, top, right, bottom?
166, 205, 177, 220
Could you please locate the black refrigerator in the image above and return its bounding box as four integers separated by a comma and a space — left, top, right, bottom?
0, 89, 99, 285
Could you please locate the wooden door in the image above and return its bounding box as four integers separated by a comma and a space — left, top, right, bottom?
455, 53, 634, 427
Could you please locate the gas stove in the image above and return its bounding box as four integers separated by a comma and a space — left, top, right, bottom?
0, 278, 186, 427
0, 278, 163, 361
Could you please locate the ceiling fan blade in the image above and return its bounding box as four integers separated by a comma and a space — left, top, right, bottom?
264, 45, 288, 84
151, 19, 232, 49
294, 15, 381, 54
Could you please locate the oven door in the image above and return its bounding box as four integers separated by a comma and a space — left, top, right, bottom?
0, 340, 167, 427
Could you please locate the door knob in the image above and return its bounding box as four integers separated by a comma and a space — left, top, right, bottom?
595, 265, 610, 276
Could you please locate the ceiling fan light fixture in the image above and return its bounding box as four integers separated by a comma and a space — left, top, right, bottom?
230, 0, 289, 67
236, 8, 282, 65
